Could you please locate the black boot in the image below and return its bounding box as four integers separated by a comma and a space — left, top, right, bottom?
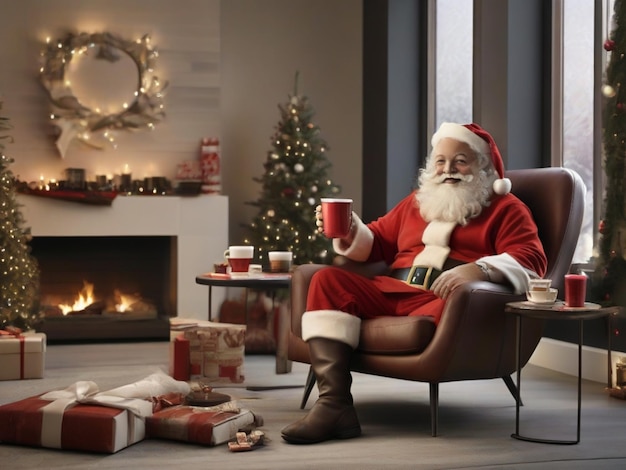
281, 337, 361, 444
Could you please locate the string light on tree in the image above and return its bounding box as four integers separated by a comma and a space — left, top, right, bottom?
595, 0, 626, 310
244, 72, 343, 265
0, 99, 41, 330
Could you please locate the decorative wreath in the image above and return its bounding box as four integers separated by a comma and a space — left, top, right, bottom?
39, 31, 168, 157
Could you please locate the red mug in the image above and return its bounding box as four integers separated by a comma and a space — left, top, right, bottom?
321, 198, 353, 238
564, 274, 587, 308
224, 246, 254, 273
228, 258, 252, 273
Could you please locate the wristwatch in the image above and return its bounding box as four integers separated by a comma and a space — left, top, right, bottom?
475, 261, 492, 282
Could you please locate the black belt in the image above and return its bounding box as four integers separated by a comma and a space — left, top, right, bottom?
389, 266, 443, 290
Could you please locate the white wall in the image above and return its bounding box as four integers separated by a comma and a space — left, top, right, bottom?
0, 0, 363, 247
0, 0, 221, 185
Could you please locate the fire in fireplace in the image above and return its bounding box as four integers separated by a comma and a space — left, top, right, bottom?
30, 235, 173, 341
48, 280, 157, 318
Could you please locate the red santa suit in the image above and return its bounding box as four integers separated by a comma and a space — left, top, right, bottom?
304, 124, 547, 331
281, 122, 548, 446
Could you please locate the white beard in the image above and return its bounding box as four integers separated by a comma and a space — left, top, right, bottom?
416, 171, 494, 226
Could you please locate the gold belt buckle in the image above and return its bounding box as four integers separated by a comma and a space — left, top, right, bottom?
406, 266, 434, 289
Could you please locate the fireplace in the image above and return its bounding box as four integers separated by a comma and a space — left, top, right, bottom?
18, 194, 228, 342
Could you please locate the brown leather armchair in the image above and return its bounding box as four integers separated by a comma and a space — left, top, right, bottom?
287, 167, 585, 436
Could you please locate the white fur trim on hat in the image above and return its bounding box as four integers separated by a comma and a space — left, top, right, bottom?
431, 122, 490, 157
302, 310, 361, 349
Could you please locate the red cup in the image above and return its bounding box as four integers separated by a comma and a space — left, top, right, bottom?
228, 258, 251, 272
564, 274, 587, 307
224, 246, 254, 273
321, 198, 353, 238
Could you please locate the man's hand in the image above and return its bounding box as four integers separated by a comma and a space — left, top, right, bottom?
430, 263, 488, 299
315, 204, 357, 245
315, 204, 324, 233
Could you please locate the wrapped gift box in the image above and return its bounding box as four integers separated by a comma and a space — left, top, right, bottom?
0, 372, 190, 453
170, 336, 190, 381
0, 393, 144, 453
146, 401, 259, 446
0, 332, 46, 381
170, 318, 246, 384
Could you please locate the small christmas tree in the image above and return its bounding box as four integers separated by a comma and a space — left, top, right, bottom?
244, 73, 342, 265
0, 99, 40, 330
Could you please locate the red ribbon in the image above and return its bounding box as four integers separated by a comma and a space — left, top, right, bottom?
151, 392, 186, 412
0, 326, 23, 337
1, 327, 25, 379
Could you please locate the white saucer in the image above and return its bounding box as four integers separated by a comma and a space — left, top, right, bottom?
527, 300, 557, 306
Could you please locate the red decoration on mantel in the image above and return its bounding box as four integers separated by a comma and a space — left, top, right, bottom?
604, 39, 616, 51
17, 187, 118, 206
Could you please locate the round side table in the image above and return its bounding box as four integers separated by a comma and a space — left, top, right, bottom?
505, 301, 620, 445
196, 272, 292, 374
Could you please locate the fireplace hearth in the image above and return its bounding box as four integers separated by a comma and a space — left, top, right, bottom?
32, 235, 173, 342
18, 194, 229, 342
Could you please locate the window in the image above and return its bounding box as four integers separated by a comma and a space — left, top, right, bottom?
560, 0, 598, 263
432, 0, 600, 265
434, 0, 473, 127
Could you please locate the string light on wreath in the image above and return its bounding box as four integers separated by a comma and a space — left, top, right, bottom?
39, 31, 168, 158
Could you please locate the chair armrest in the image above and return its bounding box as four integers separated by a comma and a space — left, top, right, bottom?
421, 281, 539, 381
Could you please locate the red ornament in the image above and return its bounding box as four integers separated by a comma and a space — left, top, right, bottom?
604, 39, 616, 51
599, 219, 606, 234
618, 102, 624, 111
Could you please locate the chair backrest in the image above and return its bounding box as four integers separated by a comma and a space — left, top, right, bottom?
506, 167, 585, 293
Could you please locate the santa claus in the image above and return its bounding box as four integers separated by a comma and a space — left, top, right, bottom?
281, 122, 547, 445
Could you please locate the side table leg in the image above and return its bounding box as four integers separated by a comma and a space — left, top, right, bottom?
575, 319, 583, 444
513, 315, 522, 438
275, 294, 293, 374
208, 286, 213, 321
511, 315, 580, 445
606, 313, 613, 389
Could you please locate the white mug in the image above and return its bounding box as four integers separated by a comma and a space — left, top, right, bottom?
224, 246, 254, 259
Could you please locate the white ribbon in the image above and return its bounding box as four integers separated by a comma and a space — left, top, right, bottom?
38, 372, 190, 449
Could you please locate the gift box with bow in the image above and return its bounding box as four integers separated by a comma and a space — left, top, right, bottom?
0, 329, 46, 381
146, 401, 260, 446
0, 372, 190, 453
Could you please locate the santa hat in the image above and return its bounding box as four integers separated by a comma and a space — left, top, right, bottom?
431, 122, 511, 195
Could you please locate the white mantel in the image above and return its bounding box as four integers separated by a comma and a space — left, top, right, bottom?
17, 194, 228, 321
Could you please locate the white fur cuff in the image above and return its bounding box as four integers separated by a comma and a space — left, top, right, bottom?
476, 253, 530, 293
332, 212, 374, 262
302, 310, 361, 349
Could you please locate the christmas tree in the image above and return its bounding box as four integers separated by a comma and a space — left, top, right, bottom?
0, 99, 40, 330
244, 74, 342, 265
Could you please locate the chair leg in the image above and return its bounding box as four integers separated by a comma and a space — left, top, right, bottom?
429, 382, 439, 437
502, 375, 523, 406
299, 366, 316, 409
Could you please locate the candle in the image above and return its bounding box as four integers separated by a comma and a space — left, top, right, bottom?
121, 165, 132, 192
